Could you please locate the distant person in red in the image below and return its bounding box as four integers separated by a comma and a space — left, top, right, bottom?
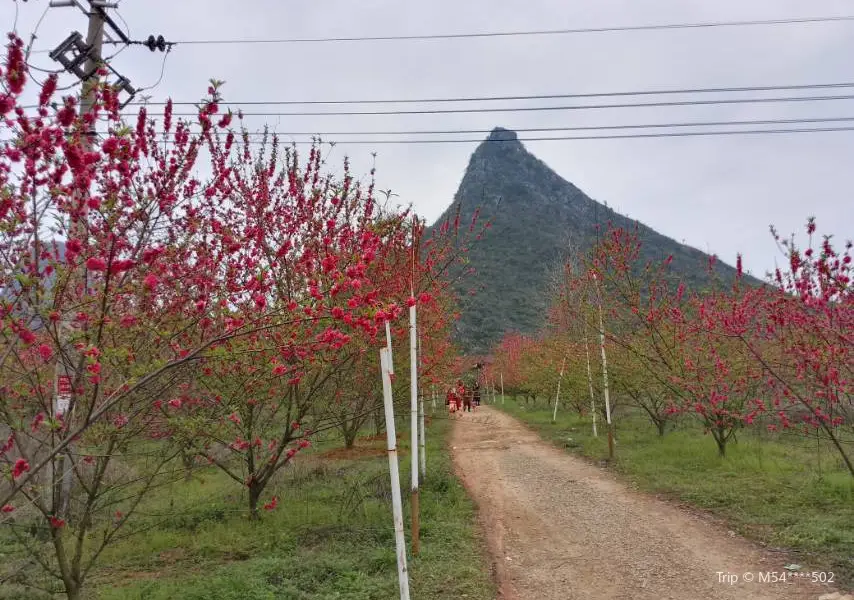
446, 382, 461, 414
448, 379, 465, 414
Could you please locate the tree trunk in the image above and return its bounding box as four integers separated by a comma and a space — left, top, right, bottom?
181, 450, 194, 482
821, 421, 854, 477
344, 424, 358, 449
656, 419, 667, 437
714, 433, 727, 457
64, 582, 82, 600
248, 482, 262, 520
373, 409, 385, 437
54, 535, 82, 600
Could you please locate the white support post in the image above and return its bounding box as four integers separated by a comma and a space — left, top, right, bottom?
408, 305, 420, 555
593, 275, 614, 459
380, 349, 411, 600
583, 328, 598, 437
384, 320, 394, 375
500, 373, 505, 404
552, 356, 566, 423
419, 395, 426, 478
417, 326, 426, 479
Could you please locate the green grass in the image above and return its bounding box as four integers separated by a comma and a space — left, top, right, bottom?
93, 418, 493, 600
2, 418, 494, 600
499, 397, 854, 587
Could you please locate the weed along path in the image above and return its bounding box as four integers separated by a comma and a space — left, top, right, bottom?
451, 406, 839, 600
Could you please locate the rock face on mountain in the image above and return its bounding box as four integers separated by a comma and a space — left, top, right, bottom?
433, 127, 740, 353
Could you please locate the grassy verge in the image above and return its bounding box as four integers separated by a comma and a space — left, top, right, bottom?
498, 398, 854, 587
0, 417, 493, 600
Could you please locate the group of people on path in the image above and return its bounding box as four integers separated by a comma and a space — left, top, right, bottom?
446, 379, 481, 414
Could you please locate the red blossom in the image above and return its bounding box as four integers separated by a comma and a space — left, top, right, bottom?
38, 344, 53, 361
17, 328, 35, 345
86, 257, 107, 271
12, 458, 29, 479
30, 413, 45, 432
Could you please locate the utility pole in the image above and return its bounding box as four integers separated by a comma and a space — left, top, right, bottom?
49, 0, 108, 521
43, 0, 173, 521
48, 0, 170, 518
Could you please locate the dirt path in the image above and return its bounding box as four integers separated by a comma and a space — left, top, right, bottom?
451, 406, 843, 600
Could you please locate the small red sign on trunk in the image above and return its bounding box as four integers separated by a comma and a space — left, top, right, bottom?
58, 375, 72, 396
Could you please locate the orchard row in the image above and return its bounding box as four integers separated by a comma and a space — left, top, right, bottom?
0, 34, 476, 599
490, 219, 852, 469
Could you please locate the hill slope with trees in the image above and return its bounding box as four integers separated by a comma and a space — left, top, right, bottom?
434, 127, 745, 353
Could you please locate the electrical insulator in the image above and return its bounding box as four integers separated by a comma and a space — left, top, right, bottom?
145, 34, 168, 52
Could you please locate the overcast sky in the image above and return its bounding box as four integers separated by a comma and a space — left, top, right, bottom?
5, 0, 854, 278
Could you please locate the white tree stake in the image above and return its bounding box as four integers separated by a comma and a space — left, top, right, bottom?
419, 395, 426, 477
416, 320, 426, 479
593, 275, 614, 458
552, 356, 566, 423
500, 373, 505, 404
380, 348, 411, 600
583, 327, 598, 437
409, 306, 419, 481
385, 320, 394, 375
408, 305, 421, 554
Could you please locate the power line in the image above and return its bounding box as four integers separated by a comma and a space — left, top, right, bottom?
123, 81, 854, 107
174, 116, 854, 137
158, 14, 854, 46
173, 125, 854, 144
146, 93, 854, 117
